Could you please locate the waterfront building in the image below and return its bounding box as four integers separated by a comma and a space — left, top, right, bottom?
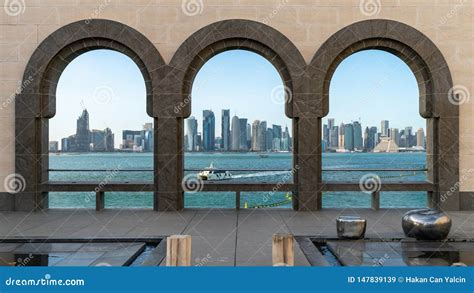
381, 120, 389, 137
390, 128, 400, 146
344, 123, 354, 151
266, 128, 274, 150
323, 124, 329, 148
417, 128, 425, 148
257, 121, 267, 151
373, 136, 399, 152
91, 129, 106, 151
239, 118, 248, 151
75, 109, 91, 152
202, 110, 215, 151
231, 115, 240, 151
186, 117, 198, 151
338, 123, 345, 150
353, 121, 363, 150
246, 123, 252, 149
221, 109, 230, 151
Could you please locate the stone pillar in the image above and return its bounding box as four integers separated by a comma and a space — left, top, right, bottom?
155, 117, 184, 211
294, 117, 322, 211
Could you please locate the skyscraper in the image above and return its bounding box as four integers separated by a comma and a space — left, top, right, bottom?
75, 109, 90, 152
221, 109, 230, 151
338, 123, 345, 149
390, 128, 400, 146
258, 121, 267, 151
330, 126, 339, 149
239, 118, 248, 151
266, 128, 274, 150
353, 121, 363, 150
231, 115, 240, 151
251, 120, 260, 151
344, 123, 354, 151
186, 116, 198, 151
323, 124, 329, 148
417, 128, 425, 148
381, 120, 389, 137
202, 110, 215, 151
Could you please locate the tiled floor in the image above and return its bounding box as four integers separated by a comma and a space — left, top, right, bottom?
0, 209, 473, 266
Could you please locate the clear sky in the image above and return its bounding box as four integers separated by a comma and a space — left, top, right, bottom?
51, 49, 424, 145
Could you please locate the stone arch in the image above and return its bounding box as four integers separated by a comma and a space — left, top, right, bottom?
15, 19, 165, 211
302, 19, 458, 210
156, 19, 307, 209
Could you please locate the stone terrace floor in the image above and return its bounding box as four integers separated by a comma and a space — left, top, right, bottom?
0, 209, 473, 266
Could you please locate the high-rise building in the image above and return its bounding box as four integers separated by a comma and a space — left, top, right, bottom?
251, 120, 260, 151
417, 128, 425, 148
282, 125, 291, 151
202, 110, 215, 151
266, 128, 274, 150
221, 109, 230, 151
381, 120, 389, 137
231, 115, 240, 151
338, 123, 345, 149
344, 123, 354, 151
353, 121, 363, 150
363, 126, 378, 151
239, 118, 248, 151
323, 124, 329, 148
258, 121, 267, 151
328, 118, 335, 130
390, 128, 399, 146
330, 126, 339, 149
104, 128, 114, 152
246, 123, 252, 149
75, 109, 90, 152
122, 130, 142, 150
91, 129, 106, 151
185, 116, 198, 151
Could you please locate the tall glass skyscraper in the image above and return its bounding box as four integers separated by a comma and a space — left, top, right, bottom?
353, 121, 363, 150
221, 109, 230, 151
186, 116, 198, 151
202, 110, 215, 151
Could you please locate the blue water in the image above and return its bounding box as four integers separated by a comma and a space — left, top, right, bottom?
49, 152, 427, 209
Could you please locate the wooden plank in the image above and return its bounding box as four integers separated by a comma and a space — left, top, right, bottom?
272, 234, 294, 266
96, 191, 105, 211
371, 191, 380, 210
42, 181, 154, 192
166, 235, 191, 266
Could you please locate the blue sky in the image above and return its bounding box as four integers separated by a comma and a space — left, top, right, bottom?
51, 49, 424, 146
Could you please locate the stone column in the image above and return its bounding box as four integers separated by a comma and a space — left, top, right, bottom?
155, 117, 184, 211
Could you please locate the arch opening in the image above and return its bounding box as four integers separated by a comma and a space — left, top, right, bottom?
322, 49, 427, 208
183, 49, 294, 209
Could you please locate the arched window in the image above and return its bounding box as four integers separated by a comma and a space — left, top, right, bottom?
49, 49, 153, 208
323, 49, 426, 208
184, 50, 293, 209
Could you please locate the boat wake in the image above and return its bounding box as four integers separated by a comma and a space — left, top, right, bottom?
231, 171, 290, 179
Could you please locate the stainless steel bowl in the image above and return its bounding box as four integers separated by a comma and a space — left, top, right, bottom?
336, 216, 367, 239
402, 208, 452, 240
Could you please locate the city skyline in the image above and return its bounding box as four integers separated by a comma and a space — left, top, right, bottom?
50, 49, 425, 146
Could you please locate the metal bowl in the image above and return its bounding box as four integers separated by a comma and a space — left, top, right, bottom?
336, 216, 367, 239
402, 208, 452, 240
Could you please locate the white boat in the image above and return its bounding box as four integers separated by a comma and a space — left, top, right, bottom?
198, 163, 232, 181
